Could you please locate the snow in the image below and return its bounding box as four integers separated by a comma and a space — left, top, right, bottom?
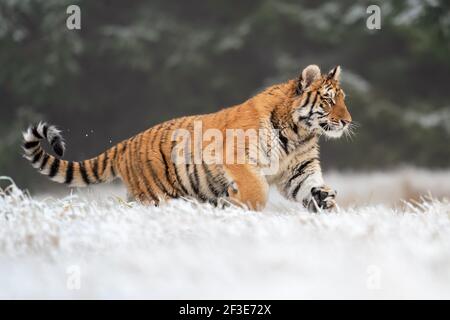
1, 171, 450, 299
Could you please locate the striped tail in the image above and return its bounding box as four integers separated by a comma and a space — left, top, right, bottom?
22, 122, 117, 187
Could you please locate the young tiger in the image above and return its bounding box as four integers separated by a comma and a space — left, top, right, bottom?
23, 64, 352, 211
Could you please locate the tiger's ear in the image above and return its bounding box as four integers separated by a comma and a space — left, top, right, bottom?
327, 65, 341, 81
298, 65, 321, 92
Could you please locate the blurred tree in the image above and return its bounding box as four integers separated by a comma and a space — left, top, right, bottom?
0, 0, 449, 190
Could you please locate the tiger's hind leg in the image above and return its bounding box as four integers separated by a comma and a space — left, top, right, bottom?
115, 137, 161, 206
224, 164, 269, 211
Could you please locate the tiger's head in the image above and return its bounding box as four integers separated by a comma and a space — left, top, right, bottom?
291, 64, 352, 139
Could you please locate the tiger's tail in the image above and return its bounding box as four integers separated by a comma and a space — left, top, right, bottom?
22, 122, 118, 187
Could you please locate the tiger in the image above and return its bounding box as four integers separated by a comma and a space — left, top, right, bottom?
22, 64, 352, 211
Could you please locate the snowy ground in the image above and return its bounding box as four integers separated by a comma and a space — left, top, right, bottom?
1, 169, 450, 299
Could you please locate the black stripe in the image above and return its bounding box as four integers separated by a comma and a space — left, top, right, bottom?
30, 146, 41, 156
121, 142, 127, 155
308, 93, 320, 116
295, 77, 303, 95
194, 165, 206, 199
202, 163, 222, 198
173, 164, 188, 195
24, 141, 39, 149
40, 154, 50, 170
32, 127, 42, 139
270, 110, 289, 154
269, 110, 277, 129
149, 127, 174, 198
50, 136, 58, 146
186, 163, 199, 196
287, 158, 317, 187
65, 161, 74, 184
139, 134, 161, 202
298, 114, 311, 121
298, 93, 318, 123
298, 115, 309, 121
152, 124, 175, 197
150, 164, 173, 198
110, 146, 117, 177
52, 138, 64, 157
79, 162, 91, 185
182, 121, 197, 197
308, 92, 317, 106
188, 164, 207, 201
292, 173, 312, 200
159, 124, 175, 187
123, 142, 136, 194
142, 174, 159, 202
48, 158, 60, 178
91, 158, 100, 181
160, 121, 187, 196
122, 138, 142, 200
279, 133, 289, 153
171, 140, 189, 196
311, 110, 326, 116
300, 92, 311, 109
101, 152, 109, 177
43, 125, 48, 139
170, 119, 191, 196
32, 149, 43, 164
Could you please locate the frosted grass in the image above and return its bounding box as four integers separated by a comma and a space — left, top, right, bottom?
1, 175, 450, 299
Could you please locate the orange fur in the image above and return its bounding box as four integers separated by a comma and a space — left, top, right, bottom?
23, 65, 352, 211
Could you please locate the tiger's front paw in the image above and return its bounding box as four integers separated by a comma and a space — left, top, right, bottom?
305, 186, 337, 212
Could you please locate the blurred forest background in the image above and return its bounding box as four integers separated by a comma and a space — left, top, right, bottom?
0, 0, 449, 191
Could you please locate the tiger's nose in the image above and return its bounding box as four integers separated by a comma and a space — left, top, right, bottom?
340, 119, 351, 126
